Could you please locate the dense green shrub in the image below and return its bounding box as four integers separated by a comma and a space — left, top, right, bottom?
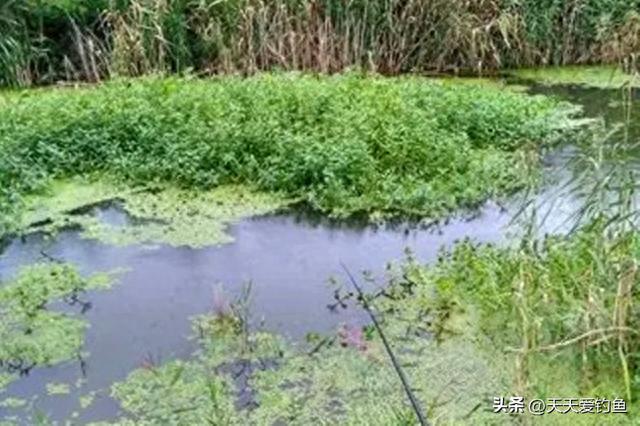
0, 74, 577, 236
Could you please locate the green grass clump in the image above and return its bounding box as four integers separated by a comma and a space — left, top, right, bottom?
419, 228, 640, 414
0, 74, 580, 237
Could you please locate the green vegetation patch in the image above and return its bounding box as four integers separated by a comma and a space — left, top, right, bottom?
0, 373, 15, 394
104, 280, 507, 424
423, 229, 640, 421
45, 382, 71, 396
21, 179, 125, 228
0, 263, 117, 374
0, 74, 582, 238
111, 360, 240, 425
0, 397, 26, 409
513, 66, 639, 89
108, 316, 287, 425
24, 180, 288, 247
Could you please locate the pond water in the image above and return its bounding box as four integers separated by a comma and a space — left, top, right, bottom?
0, 82, 638, 424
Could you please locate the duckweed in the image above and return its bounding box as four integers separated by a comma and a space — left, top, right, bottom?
0, 263, 117, 375
25, 181, 289, 248
513, 66, 639, 88
45, 382, 71, 396
0, 398, 26, 409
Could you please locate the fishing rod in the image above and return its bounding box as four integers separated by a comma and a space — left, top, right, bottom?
340, 263, 429, 426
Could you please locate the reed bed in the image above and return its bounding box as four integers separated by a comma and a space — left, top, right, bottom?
1, 0, 639, 86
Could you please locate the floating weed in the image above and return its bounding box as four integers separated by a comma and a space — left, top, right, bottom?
0, 263, 119, 376
79, 391, 96, 410
0, 397, 26, 409
24, 181, 289, 248
20, 179, 126, 229
110, 360, 240, 425
513, 66, 640, 89
45, 382, 70, 396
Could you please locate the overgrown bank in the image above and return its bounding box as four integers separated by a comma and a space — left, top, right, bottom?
0, 74, 581, 240
2, 0, 640, 87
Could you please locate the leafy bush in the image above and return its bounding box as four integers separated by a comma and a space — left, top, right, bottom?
0, 74, 578, 236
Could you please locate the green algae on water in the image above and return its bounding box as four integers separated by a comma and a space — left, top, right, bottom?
45, 382, 71, 396
21, 179, 125, 228
24, 181, 289, 248
79, 392, 96, 410
111, 360, 241, 425
0, 263, 118, 373
0, 373, 15, 394
85, 185, 288, 248
0, 398, 26, 409
513, 66, 639, 88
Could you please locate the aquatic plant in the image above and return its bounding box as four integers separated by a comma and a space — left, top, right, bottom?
0, 263, 116, 381
0, 74, 582, 239
45, 382, 71, 396
513, 66, 639, 88
212, 284, 234, 321
111, 360, 241, 425
105, 282, 506, 424
19, 179, 287, 247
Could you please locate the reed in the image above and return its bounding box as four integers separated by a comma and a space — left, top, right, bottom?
1, 0, 638, 86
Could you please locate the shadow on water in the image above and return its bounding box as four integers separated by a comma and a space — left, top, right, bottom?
0, 82, 639, 424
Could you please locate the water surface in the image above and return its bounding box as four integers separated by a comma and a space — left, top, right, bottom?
0, 82, 638, 424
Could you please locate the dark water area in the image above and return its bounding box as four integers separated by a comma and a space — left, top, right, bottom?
0, 82, 638, 424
